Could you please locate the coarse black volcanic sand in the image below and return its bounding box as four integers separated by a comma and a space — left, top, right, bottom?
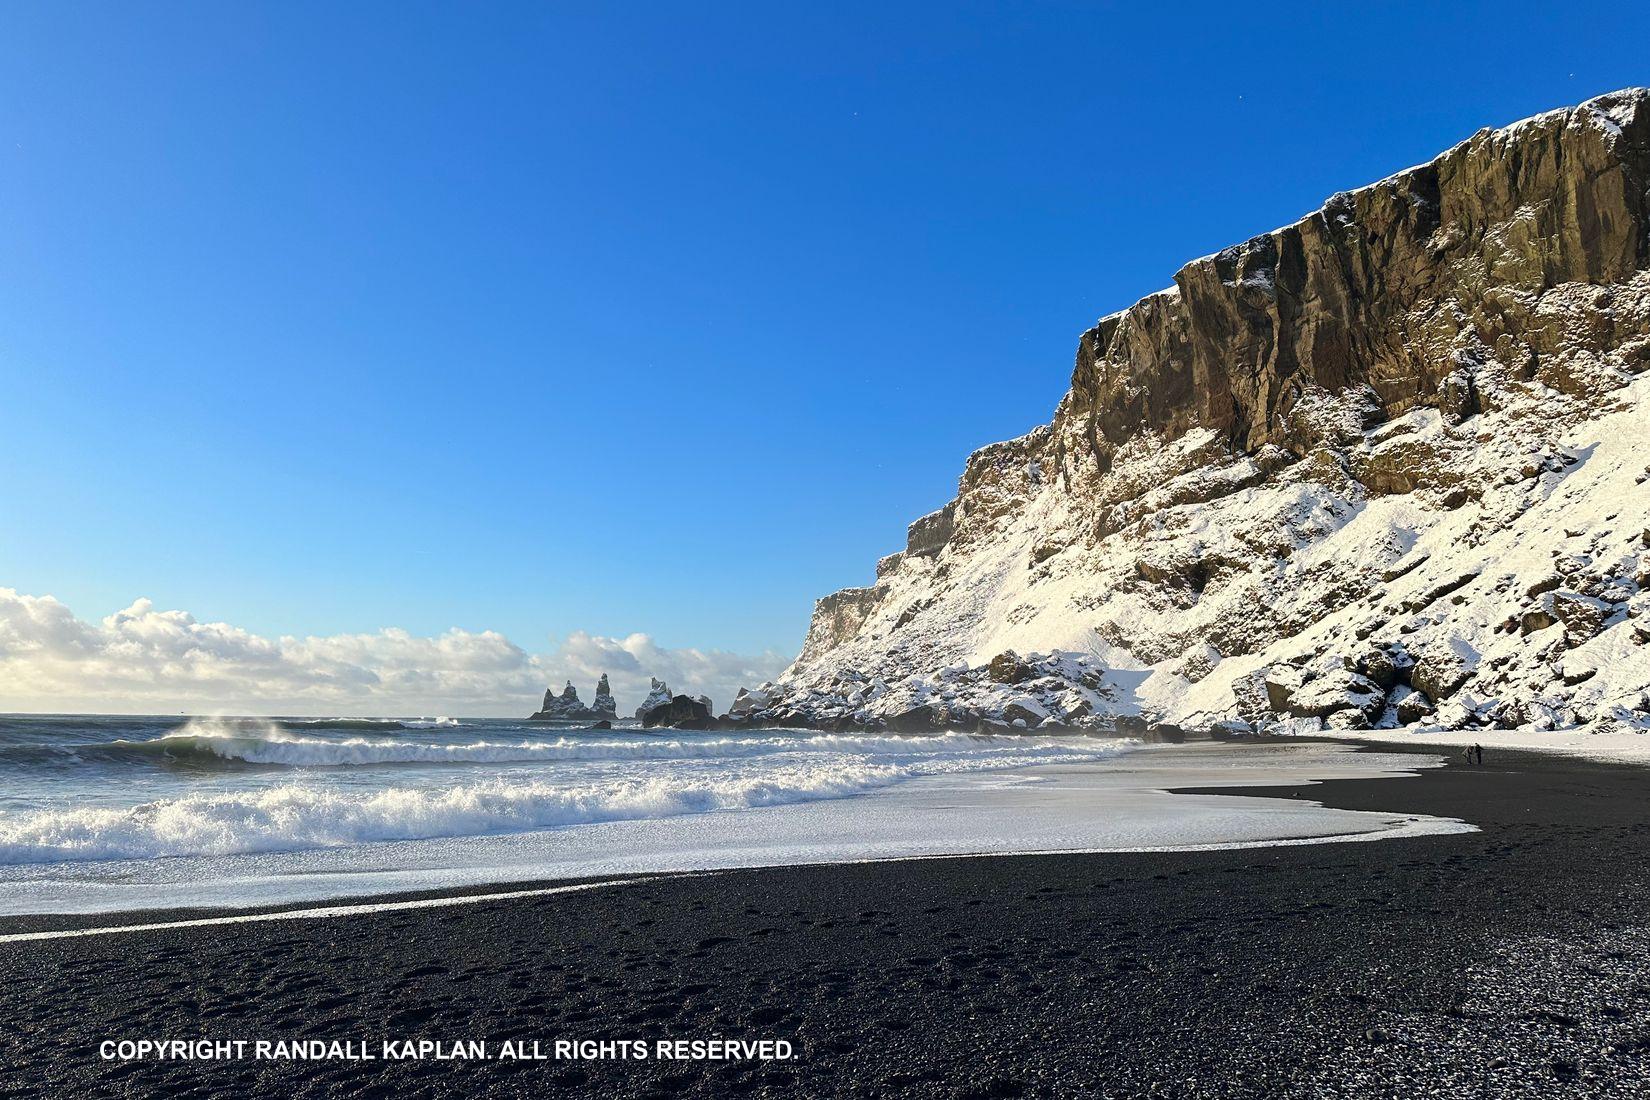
3, 743, 1649, 1099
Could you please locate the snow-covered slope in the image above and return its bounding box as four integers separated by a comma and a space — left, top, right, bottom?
730, 89, 1650, 739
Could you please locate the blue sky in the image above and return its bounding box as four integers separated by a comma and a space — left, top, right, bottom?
2, 1, 1645, 666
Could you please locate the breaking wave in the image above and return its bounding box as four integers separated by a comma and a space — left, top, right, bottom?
265, 716, 462, 731
6, 718, 1123, 772
0, 739, 1136, 864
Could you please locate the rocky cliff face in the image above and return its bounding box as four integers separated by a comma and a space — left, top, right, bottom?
737, 89, 1650, 736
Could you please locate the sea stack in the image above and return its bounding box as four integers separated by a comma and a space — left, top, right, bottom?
528, 675, 619, 722
593, 674, 618, 720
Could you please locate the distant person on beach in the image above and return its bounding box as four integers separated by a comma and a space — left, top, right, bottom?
1461, 745, 1475, 765
1474, 744, 1484, 766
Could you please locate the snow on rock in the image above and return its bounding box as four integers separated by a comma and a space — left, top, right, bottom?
529, 677, 616, 723
724, 649, 1121, 732
592, 673, 618, 720
727, 685, 773, 719
728, 89, 1650, 741
633, 677, 673, 720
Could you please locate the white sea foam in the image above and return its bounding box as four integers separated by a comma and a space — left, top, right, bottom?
121, 719, 1115, 769
0, 738, 1135, 863
0, 743, 1476, 917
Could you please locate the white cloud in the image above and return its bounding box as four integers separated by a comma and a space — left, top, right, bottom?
0, 588, 791, 717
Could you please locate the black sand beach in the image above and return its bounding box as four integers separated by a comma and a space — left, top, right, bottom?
3, 742, 1649, 1098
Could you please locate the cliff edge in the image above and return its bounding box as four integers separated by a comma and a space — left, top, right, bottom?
735, 89, 1650, 735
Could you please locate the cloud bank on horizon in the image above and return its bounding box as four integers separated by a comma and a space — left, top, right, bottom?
0, 588, 790, 717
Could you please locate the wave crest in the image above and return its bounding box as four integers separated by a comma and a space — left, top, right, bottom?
0, 739, 1135, 863
72, 720, 1123, 771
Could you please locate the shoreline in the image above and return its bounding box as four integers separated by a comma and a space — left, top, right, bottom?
6, 742, 1650, 1096
0, 739, 1469, 933
0, 815, 1468, 944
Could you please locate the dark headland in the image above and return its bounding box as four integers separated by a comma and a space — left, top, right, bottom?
4, 743, 1649, 1098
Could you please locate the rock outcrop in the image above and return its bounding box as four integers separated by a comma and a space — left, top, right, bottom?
735, 89, 1650, 737
529, 676, 618, 723
723, 650, 1114, 732
634, 678, 672, 720
727, 685, 772, 720
592, 674, 618, 720
641, 694, 714, 730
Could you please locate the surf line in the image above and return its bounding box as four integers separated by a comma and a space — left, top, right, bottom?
0, 810, 1475, 945
0, 874, 692, 945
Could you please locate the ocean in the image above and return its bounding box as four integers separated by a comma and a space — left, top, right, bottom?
0, 715, 1468, 917
0, 714, 1146, 864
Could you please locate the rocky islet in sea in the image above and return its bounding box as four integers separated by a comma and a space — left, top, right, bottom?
529, 674, 716, 730
527, 674, 619, 723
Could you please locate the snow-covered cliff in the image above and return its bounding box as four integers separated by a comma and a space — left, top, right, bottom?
733, 88, 1650, 737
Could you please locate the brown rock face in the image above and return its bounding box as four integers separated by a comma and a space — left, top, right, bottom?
1062, 88, 1650, 470
797, 586, 885, 667
906, 502, 958, 557
987, 651, 1033, 684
